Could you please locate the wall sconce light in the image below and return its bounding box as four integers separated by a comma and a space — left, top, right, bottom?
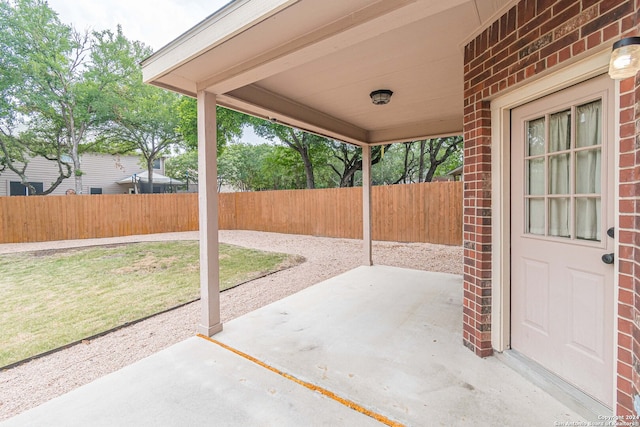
370, 89, 393, 105
608, 37, 640, 80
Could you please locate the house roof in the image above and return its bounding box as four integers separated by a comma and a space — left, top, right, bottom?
446, 165, 463, 176
117, 171, 184, 185
142, 0, 517, 146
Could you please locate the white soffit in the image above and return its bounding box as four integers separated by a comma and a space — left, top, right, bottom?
142, 0, 515, 144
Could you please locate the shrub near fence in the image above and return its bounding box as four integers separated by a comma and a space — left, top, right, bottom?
0, 182, 462, 245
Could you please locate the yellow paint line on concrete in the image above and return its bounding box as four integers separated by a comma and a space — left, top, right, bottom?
197, 334, 405, 427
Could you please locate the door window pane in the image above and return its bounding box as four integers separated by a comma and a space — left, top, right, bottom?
527, 198, 544, 235
527, 118, 545, 156
549, 110, 571, 152
576, 198, 601, 241
549, 154, 569, 195
522, 97, 603, 243
527, 158, 544, 195
576, 149, 601, 194
549, 198, 570, 238
576, 100, 601, 148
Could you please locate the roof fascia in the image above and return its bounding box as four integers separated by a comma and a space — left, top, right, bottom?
142, 0, 301, 84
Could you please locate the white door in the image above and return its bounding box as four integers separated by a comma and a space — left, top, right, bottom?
511, 75, 615, 407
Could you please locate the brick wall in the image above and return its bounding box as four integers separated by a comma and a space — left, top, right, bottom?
619, 72, 638, 417
463, 0, 639, 414
462, 100, 493, 357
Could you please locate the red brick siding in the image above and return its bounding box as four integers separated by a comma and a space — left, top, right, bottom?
462, 100, 493, 357
619, 73, 638, 416
463, 0, 639, 414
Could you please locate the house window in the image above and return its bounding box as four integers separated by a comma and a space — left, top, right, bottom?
90, 187, 103, 195
9, 181, 43, 196
152, 159, 161, 169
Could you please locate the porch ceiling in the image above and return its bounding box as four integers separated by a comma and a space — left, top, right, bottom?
142, 0, 516, 145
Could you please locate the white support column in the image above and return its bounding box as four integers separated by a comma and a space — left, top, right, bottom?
362, 144, 373, 266
197, 91, 222, 336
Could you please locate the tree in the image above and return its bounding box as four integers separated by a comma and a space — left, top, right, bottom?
80, 25, 190, 194
371, 143, 419, 185
165, 150, 198, 189
0, 0, 76, 194
217, 143, 273, 191
176, 98, 248, 155
327, 141, 388, 187
391, 143, 418, 184
370, 137, 463, 184
0, 0, 147, 194
102, 83, 184, 193
415, 136, 463, 182
251, 120, 331, 189
216, 141, 326, 191
262, 145, 312, 190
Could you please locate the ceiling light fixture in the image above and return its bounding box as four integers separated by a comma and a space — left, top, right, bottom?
608, 37, 640, 80
370, 89, 393, 105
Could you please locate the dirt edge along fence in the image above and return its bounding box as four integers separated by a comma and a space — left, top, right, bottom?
0, 181, 462, 245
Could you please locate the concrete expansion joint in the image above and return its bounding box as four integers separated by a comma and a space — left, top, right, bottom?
197, 334, 405, 427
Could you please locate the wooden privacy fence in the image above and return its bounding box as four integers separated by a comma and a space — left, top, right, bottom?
0, 194, 200, 243
0, 182, 462, 245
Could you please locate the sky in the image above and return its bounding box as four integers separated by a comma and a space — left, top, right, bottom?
46, 0, 232, 51
46, 0, 265, 144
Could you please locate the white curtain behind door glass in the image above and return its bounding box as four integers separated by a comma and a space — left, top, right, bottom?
549, 110, 571, 152
528, 118, 545, 156
575, 101, 602, 240
549, 111, 570, 237
526, 118, 545, 235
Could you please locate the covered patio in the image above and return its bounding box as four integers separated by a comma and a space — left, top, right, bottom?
139, 0, 640, 417
2, 266, 585, 426
140, 0, 515, 346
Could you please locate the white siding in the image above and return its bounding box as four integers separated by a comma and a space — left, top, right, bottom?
0, 154, 146, 196
80, 154, 142, 195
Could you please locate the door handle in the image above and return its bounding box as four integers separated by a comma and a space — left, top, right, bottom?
607, 227, 614, 238
602, 253, 614, 264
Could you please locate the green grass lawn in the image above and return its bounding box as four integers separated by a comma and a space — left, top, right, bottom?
0, 241, 302, 367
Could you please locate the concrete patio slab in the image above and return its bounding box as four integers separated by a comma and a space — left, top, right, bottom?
2, 266, 586, 426
0, 336, 380, 427
214, 265, 585, 426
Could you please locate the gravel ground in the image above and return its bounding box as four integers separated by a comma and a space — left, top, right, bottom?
0, 230, 462, 421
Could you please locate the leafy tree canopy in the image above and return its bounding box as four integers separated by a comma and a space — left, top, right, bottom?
0, 0, 156, 194
165, 150, 198, 184
175, 97, 248, 155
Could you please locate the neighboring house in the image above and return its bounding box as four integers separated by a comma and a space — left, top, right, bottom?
142, 0, 640, 416
218, 183, 237, 193
116, 170, 184, 194
0, 154, 166, 196
432, 165, 463, 182
444, 165, 463, 182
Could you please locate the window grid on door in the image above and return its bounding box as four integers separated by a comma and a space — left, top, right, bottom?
523, 99, 602, 242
